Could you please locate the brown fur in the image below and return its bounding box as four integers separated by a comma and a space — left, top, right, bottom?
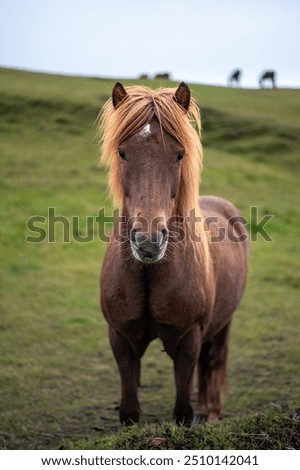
99, 83, 248, 425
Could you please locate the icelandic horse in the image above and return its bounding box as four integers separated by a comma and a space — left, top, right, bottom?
99, 82, 248, 425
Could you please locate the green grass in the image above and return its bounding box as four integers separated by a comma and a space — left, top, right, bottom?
65, 404, 300, 450
0, 67, 299, 450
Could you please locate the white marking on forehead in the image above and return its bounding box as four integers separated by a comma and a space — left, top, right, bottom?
138, 123, 151, 137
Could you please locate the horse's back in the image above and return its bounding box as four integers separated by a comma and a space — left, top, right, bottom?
199, 193, 249, 262
200, 195, 241, 220
200, 195, 248, 241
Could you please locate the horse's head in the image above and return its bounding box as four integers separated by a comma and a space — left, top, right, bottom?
112, 82, 191, 264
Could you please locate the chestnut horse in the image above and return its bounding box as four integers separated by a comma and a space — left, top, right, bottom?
99, 82, 248, 425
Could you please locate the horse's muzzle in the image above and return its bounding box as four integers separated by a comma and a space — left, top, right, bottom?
130, 227, 168, 263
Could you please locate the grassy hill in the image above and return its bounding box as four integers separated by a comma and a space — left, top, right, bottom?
0, 67, 299, 450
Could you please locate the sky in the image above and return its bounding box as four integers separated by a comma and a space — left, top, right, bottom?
0, 0, 299, 88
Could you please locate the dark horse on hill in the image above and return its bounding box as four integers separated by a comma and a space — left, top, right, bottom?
98, 82, 248, 425
259, 71, 276, 88
228, 69, 242, 87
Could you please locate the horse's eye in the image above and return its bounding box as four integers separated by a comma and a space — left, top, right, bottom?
118, 150, 126, 161
177, 152, 185, 163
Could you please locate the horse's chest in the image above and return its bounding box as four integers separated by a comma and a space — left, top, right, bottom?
101, 251, 211, 332
147, 284, 207, 329
106, 280, 205, 326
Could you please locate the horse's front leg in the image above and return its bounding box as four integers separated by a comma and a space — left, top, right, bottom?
173, 325, 202, 425
109, 325, 141, 425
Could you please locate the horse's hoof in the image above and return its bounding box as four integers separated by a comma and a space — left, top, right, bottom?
174, 406, 193, 426
120, 409, 140, 426
192, 412, 207, 427
207, 411, 220, 423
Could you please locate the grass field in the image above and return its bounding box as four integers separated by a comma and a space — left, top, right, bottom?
0, 67, 299, 450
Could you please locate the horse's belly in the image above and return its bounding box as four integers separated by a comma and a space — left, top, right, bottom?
199, 194, 248, 338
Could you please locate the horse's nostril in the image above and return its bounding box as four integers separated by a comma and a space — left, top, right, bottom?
131, 228, 147, 245
131, 228, 138, 243
161, 228, 169, 245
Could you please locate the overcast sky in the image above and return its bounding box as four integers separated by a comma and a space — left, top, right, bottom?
0, 0, 299, 88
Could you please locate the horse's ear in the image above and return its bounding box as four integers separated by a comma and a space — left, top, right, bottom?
112, 82, 128, 108
174, 82, 190, 111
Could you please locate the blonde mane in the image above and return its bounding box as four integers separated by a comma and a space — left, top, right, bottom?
98, 85, 210, 269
